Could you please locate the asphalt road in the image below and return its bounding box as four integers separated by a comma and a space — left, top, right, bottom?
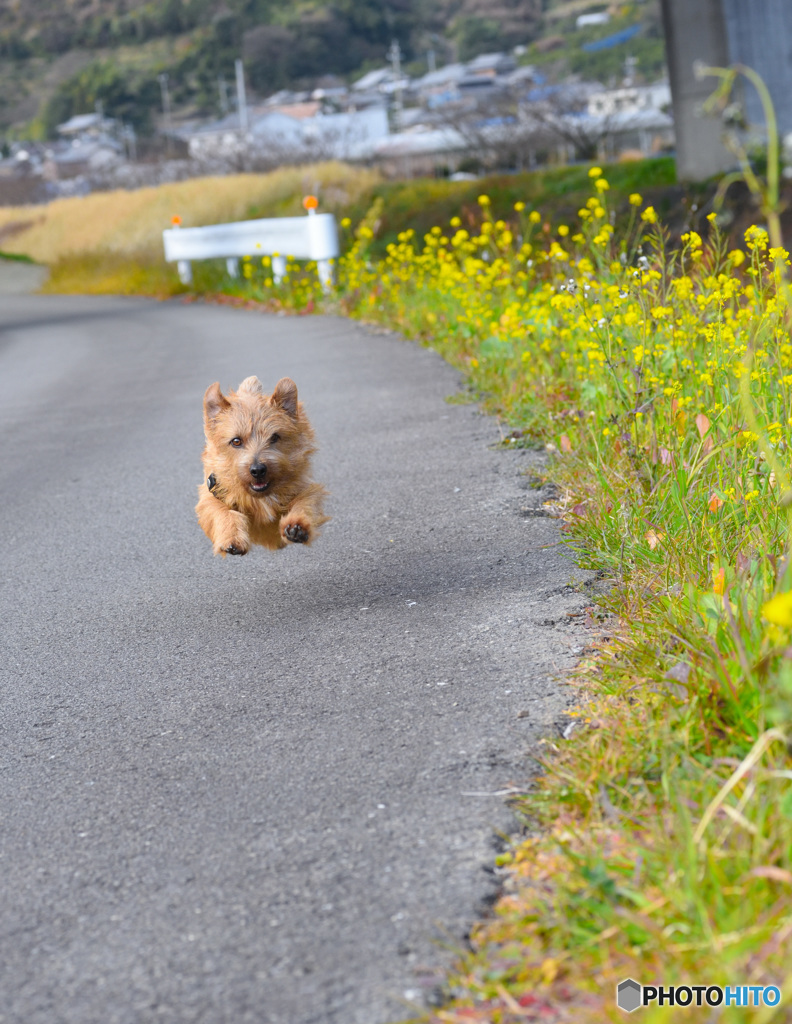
0, 296, 590, 1024
0, 259, 49, 295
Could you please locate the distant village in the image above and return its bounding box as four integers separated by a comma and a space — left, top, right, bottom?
0, 20, 673, 203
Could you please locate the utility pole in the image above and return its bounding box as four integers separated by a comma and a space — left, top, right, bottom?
387, 39, 403, 132
235, 58, 248, 133
218, 74, 230, 116
120, 121, 137, 162
158, 72, 173, 158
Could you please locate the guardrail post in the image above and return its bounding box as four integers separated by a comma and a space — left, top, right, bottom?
317, 258, 334, 292
272, 255, 287, 284
305, 201, 336, 293
170, 219, 193, 285
226, 258, 240, 278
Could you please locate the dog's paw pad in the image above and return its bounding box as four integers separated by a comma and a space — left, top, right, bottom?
224, 544, 247, 555
284, 523, 309, 544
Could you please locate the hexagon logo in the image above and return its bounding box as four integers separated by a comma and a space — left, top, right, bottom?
617, 978, 642, 1013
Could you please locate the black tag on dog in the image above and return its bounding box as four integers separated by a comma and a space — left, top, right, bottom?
207, 473, 217, 491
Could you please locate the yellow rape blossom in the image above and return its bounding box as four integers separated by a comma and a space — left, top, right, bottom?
763, 592, 792, 628
745, 224, 769, 251
681, 231, 703, 249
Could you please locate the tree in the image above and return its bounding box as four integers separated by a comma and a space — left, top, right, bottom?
243, 24, 296, 93
522, 85, 620, 161
434, 79, 618, 171
453, 17, 506, 61
41, 62, 161, 137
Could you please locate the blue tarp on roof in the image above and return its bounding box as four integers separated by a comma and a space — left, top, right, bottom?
582, 23, 642, 52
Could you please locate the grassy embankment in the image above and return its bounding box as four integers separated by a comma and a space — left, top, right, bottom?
0, 161, 380, 293
337, 171, 792, 1022
6, 150, 792, 1019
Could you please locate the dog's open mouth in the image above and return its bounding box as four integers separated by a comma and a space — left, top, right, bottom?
249, 481, 270, 493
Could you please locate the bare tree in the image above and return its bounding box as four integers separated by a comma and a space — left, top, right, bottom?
247, 117, 381, 171
432, 80, 622, 170
433, 88, 559, 172
522, 84, 620, 161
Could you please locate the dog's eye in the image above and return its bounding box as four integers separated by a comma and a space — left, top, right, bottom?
230, 437, 243, 447
270, 433, 280, 444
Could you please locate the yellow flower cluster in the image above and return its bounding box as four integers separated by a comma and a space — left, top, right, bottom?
332, 177, 790, 602
234, 173, 791, 629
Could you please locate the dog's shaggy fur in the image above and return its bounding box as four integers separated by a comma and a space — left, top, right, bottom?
196, 375, 329, 556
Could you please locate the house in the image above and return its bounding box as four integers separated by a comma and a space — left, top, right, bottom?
576, 11, 610, 28
182, 111, 250, 163
414, 63, 466, 108
458, 52, 519, 97
583, 81, 674, 157
464, 52, 517, 78
42, 135, 124, 180
56, 112, 116, 138
373, 124, 469, 177
183, 104, 389, 165
587, 81, 671, 118
352, 68, 393, 92
251, 105, 389, 162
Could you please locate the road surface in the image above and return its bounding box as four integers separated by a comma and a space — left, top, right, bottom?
0, 258, 48, 294
0, 296, 590, 1024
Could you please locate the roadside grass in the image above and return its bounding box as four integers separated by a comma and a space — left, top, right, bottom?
216, 172, 792, 1018
338, 157, 680, 257
40, 250, 181, 297
0, 249, 35, 263
0, 161, 379, 272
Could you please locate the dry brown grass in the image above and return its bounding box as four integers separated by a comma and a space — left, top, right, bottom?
0, 162, 380, 264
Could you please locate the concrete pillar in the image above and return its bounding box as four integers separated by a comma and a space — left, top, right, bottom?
721, 0, 792, 137
660, 0, 734, 180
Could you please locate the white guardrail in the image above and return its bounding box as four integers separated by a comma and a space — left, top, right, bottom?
162, 206, 340, 291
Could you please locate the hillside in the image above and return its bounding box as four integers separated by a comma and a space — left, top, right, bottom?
0, 0, 542, 136
0, 0, 665, 140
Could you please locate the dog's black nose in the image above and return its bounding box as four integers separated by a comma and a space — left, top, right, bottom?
249, 461, 268, 480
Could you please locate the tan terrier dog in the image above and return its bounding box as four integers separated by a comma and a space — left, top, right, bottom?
196, 375, 329, 556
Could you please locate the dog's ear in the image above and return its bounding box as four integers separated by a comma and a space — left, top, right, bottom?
204, 382, 230, 426
238, 375, 263, 396
270, 377, 298, 417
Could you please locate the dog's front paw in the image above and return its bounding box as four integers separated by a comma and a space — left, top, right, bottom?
216, 535, 250, 556
283, 521, 310, 544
